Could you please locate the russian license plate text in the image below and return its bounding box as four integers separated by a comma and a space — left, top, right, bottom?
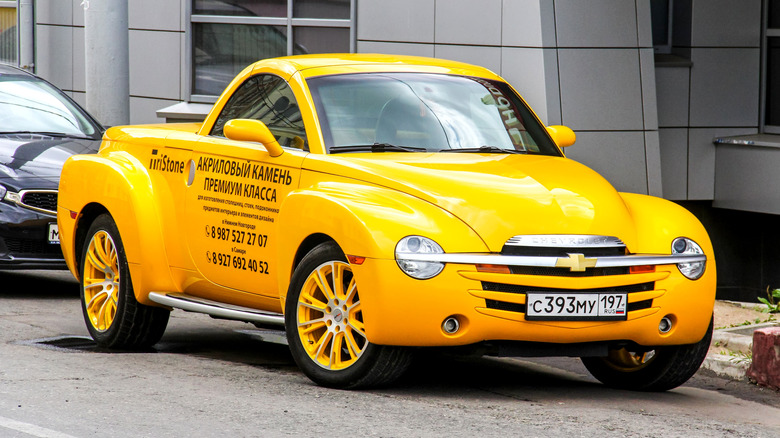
525, 293, 627, 321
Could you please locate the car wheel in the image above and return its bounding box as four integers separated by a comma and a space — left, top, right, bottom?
80, 214, 169, 349
581, 317, 713, 391
285, 241, 412, 388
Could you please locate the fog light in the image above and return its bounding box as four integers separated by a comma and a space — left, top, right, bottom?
442, 317, 460, 334
659, 316, 673, 334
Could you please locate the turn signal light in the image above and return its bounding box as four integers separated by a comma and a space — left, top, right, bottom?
476, 264, 511, 274
630, 265, 655, 274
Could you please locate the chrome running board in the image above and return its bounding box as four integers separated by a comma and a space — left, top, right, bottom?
148, 292, 285, 326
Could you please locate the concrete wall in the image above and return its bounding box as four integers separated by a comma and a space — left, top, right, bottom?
37, 0, 664, 197
656, 0, 761, 200
357, 0, 662, 196
35, 0, 185, 124
34, 0, 762, 203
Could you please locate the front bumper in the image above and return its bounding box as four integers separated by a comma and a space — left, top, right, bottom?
353, 257, 716, 348
0, 204, 65, 269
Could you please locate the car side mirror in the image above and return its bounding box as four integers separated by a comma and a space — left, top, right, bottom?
224, 119, 284, 157
546, 125, 576, 148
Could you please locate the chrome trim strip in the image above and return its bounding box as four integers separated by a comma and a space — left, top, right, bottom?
505, 235, 625, 248
8, 189, 58, 217
149, 292, 285, 326
395, 253, 706, 268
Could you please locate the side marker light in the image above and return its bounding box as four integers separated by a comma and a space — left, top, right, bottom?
347, 255, 365, 265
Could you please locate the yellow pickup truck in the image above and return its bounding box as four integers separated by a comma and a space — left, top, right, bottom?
57, 54, 715, 390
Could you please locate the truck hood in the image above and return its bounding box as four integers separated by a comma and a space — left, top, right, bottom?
303, 153, 638, 252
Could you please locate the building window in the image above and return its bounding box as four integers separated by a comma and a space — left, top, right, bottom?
765, 0, 780, 132
0, 1, 17, 64
190, 0, 354, 101
650, 0, 673, 54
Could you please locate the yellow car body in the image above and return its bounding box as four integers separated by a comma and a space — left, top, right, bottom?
57, 54, 715, 390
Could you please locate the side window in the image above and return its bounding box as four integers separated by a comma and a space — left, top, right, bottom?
211, 74, 307, 149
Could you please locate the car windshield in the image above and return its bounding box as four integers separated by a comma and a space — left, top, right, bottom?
307, 72, 561, 156
0, 74, 100, 138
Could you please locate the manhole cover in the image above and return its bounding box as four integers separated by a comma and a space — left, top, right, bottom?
16, 335, 98, 352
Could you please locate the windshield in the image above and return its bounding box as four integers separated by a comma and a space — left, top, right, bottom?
0, 75, 100, 138
307, 73, 561, 156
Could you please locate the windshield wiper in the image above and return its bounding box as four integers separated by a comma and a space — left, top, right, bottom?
329, 143, 428, 154
0, 131, 93, 140
438, 145, 525, 154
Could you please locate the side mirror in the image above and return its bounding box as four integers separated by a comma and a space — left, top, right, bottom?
224, 119, 284, 157
546, 125, 576, 148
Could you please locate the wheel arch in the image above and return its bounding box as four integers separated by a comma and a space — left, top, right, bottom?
58, 152, 177, 305
275, 182, 487, 309
291, 233, 336, 274
72, 202, 110, 279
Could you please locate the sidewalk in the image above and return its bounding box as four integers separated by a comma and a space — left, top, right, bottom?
703, 301, 778, 387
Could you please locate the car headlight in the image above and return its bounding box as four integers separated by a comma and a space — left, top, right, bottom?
672, 237, 705, 280
395, 236, 445, 279
4, 190, 20, 204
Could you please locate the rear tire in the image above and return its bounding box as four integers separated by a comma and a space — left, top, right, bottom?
285, 241, 412, 388
581, 318, 713, 391
79, 214, 169, 349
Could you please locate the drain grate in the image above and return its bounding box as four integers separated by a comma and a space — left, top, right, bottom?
17, 335, 98, 352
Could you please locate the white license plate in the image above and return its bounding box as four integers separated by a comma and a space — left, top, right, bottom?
525, 292, 627, 321
48, 223, 59, 244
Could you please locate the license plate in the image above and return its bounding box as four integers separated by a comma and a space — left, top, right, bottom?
525, 292, 627, 321
48, 223, 59, 244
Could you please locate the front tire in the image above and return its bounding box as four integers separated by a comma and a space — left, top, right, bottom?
581, 318, 713, 391
285, 242, 412, 388
80, 214, 170, 349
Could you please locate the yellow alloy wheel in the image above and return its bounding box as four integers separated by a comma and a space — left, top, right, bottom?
296, 261, 366, 370
603, 348, 657, 372
82, 230, 120, 332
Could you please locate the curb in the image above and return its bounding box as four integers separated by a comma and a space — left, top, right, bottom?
702, 353, 750, 380
711, 330, 753, 354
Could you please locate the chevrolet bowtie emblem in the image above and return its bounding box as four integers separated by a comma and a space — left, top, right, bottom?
555, 253, 597, 272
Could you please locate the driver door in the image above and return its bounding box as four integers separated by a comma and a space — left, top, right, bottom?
184, 74, 308, 297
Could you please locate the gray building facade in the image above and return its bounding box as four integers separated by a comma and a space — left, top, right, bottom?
25, 0, 780, 301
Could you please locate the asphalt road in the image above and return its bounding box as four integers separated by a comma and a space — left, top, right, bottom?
1, 270, 779, 438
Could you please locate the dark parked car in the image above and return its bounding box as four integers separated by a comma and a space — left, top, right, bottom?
0, 64, 103, 269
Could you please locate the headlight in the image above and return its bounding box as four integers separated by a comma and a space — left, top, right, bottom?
672, 237, 705, 280
4, 190, 20, 204
395, 236, 445, 279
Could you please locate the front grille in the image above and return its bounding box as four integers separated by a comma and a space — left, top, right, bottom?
502, 245, 627, 257
4, 237, 61, 255
510, 266, 629, 277
477, 235, 659, 317
484, 298, 653, 313
486, 300, 526, 313
502, 235, 627, 257
20, 191, 58, 215
481, 282, 655, 316
482, 281, 655, 294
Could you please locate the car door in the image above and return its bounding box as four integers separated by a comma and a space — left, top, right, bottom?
184, 73, 307, 297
